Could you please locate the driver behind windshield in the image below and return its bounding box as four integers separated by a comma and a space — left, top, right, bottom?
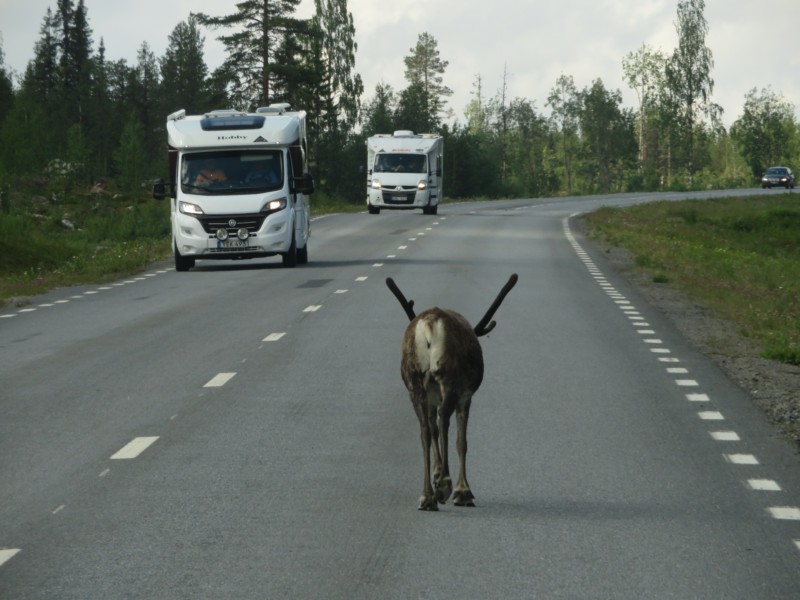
194, 159, 228, 187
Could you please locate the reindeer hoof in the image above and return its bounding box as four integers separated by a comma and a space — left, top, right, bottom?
435, 476, 453, 504
418, 495, 439, 511
453, 490, 475, 507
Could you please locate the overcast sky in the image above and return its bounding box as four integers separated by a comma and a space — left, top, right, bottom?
1, 0, 798, 127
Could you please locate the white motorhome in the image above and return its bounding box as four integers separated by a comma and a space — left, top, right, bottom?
366, 131, 443, 215
153, 104, 314, 271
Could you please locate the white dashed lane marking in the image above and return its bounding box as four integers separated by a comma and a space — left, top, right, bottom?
0, 549, 20, 568
110, 436, 159, 460
204, 373, 236, 388
263, 332, 286, 342
749, 479, 781, 491
725, 454, 760, 465
699, 411, 725, 421
769, 507, 800, 520
0, 269, 172, 319
710, 431, 741, 441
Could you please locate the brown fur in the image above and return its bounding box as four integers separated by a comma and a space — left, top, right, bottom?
387, 275, 517, 510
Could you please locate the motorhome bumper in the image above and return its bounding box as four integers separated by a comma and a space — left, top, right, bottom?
174, 212, 292, 257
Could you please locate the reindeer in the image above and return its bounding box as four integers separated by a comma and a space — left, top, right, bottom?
385, 274, 518, 511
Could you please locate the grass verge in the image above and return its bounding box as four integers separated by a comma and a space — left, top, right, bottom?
584, 194, 800, 366
0, 189, 366, 304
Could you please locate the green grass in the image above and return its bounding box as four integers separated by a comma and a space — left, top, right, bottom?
585, 195, 800, 365
0, 188, 368, 304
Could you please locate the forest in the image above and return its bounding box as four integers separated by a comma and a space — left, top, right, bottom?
0, 0, 798, 206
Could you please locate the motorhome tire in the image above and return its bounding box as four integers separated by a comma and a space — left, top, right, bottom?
368, 204, 380, 214
282, 233, 298, 268
174, 244, 195, 272
297, 243, 308, 265
423, 205, 438, 215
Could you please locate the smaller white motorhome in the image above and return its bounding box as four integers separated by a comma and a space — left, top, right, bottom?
153, 104, 314, 271
366, 131, 443, 215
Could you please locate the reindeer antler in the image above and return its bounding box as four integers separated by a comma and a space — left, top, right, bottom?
473, 273, 518, 337
385, 277, 416, 321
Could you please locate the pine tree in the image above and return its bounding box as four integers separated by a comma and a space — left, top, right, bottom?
362, 82, 396, 135
311, 0, 362, 130
402, 32, 452, 128
160, 16, 211, 114
0, 37, 14, 129
196, 0, 305, 109
55, 0, 93, 126
131, 43, 161, 165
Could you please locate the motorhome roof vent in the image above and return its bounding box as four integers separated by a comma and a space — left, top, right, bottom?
257, 103, 292, 115
200, 112, 266, 131
393, 130, 415, 137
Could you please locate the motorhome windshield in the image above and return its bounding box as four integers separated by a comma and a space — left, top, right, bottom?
374, 153, 427, 174
181, 150, 283, 195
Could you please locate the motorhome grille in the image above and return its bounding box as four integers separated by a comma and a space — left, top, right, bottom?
199, 214, 265, 236
382, 191, 415, 204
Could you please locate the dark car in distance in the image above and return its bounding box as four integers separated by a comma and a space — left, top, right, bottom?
761, 166, 795, 189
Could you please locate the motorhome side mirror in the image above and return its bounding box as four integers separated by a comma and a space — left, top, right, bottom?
293, 172, 315, 195
436, 168, 442, 177
152, 178, 166, 200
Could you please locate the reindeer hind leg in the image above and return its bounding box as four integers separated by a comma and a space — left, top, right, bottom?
452, 397, 475, 507
413, 396, 438, 511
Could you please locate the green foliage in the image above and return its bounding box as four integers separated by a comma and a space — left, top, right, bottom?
113, 115, 149, 192
1, 0, 797, 207
731, 87, 797, 179
586, 196, 800, 365
0, 184, 170, 299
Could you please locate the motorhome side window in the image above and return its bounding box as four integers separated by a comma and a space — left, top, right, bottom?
181, 150, 284, 194
374, 154, 427, 174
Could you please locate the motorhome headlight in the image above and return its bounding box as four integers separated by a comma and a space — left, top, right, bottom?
371, 179, 381, 189
261, 197, 288, 215
237, 228, 249, 241
417, 180, 428, 190
216, 228, 229, 241
179, 201, 204, 216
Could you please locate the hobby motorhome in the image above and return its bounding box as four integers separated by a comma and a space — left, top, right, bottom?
153, 104, 314, 271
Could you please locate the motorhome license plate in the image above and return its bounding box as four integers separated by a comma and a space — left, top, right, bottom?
392, 195, 406, 202
219, 239, 247, 249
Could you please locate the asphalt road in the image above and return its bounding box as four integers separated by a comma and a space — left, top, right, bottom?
2, 190, 800, 599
